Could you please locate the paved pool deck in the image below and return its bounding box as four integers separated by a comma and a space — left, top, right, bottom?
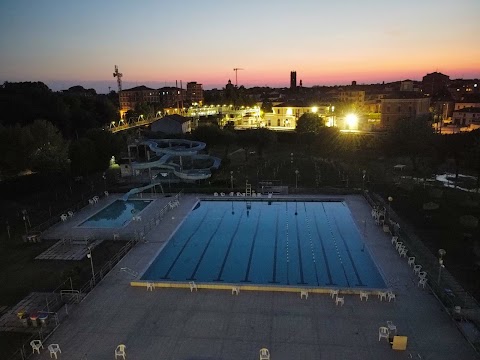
31, 194, 478, 359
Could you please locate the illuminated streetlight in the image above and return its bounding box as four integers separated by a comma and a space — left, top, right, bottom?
437, 249, 446, 285
345, 114, 358, 129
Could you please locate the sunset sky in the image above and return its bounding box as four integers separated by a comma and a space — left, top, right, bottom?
1, 0, 479, 93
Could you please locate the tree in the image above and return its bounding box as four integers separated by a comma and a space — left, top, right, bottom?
27, 119, 70, 172
296, 113, 324, 134
383, 115, 436, 174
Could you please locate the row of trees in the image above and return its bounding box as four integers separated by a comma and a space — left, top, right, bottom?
0, 82, 119, 139
0, 119, 125, 178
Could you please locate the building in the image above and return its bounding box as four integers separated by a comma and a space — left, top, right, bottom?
158, 87, 186, 108
290, 71, 297, 89
150, 114, 192, 134
339, 88, 365, 108
380, 92, 431, 129
120, 86, 160, 115
263, 101, 333, 129
186, 82, 203, 104
451, 107, 480, 129
422, 72, 450, 96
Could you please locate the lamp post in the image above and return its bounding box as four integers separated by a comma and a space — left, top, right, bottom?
87, 247, 95, 286
437, 249, 446, 285
102, 173, 107, 192
230, 171, 234, 190
295, 169, 299, 189
387, 196, 393, 221
21, 210, 29, 234
362, 170, 366, 191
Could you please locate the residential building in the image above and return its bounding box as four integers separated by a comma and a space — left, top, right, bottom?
186, 82, 203, 104
339, 88, 365, 108
263, 101, 333, 129
120, 86, 159, 115
380, 92, 430, 129
422, 72, 450, 96
158, 87, 186, 108
451, 107, 480, 129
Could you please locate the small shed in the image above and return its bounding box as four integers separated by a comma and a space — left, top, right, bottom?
151, 114, 192, 134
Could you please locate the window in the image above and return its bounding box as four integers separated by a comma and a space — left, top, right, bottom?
277, 119, 280, 126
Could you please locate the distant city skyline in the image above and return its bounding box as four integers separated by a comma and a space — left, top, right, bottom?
1, 0, 479, 93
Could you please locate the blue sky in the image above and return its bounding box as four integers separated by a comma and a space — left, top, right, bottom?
1, 0, 479, 92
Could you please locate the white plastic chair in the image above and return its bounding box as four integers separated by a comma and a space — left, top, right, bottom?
399, 248, 408, 258
418, 277, 428, 288
259, 348, 270, 360
300, 290, 308, 299
232, 286, 240, 295
31, 340, 43, 354
359, 291, 368, 301
220, 192, 225, 197
146, 282, 154, 291
388, 291, 396, 302
413, 264, 422, 275
229, 192, 234, 196
335, 296, 345, 306
88, 199, 94, 205
60, 214, 68, 222
68, 210, 74, 217
391, 236, 398, 245
386, 320, 397, 334
115, 344, 126, 359
378, 327, 390, 342
189, 281, 198, 292
329, 289, 339, 298
48, 344, 61, 359
408, 257, 415, 267
418, 271, 427, 279
395, 241, 404, 251
378, 291, 387, 301
214, 192, 219, 196
104, 190, 109, 196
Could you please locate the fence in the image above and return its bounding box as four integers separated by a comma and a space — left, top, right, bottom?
364, 190, 480, 353
8, 237, 139, 360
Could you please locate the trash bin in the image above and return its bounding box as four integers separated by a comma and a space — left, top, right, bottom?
29, 311, 39, 327
18, 312, 30, 327
38, 312, 49, 326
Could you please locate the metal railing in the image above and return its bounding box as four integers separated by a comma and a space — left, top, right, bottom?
364, 190, 480, 353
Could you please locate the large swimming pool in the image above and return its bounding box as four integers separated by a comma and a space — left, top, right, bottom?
141, 200, 386, 289
78, 199, 152, 228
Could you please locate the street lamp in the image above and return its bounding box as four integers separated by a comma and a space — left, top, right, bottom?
387, 196, 393, 221
21, 209, 29, 234
362, 170, 366, 191
437, 249, 446, 285
102, 173, 107, 192
295, 169, 299, 189
230, 171, 234, 190
87, 247, 95, 286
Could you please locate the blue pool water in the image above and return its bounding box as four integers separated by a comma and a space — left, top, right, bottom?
142, 200, 386, 288
78, 200, 152, 228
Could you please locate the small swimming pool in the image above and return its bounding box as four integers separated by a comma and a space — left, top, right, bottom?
78, 199, 152, 228
141, 200, 386, 289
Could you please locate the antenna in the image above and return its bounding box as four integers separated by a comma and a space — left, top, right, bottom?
233, 68, 244, 87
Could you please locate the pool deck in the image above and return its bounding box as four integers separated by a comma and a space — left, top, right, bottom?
32, 194, 478, 359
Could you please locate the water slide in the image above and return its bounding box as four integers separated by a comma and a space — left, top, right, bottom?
124, 139, 221, 200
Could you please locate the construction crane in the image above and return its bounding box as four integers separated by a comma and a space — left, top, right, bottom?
233, 68, 244, 87
113, 65, 123, 93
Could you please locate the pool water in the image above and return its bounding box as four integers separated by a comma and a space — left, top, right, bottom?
142, 200, 386, 289
78, 200, 152, 228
